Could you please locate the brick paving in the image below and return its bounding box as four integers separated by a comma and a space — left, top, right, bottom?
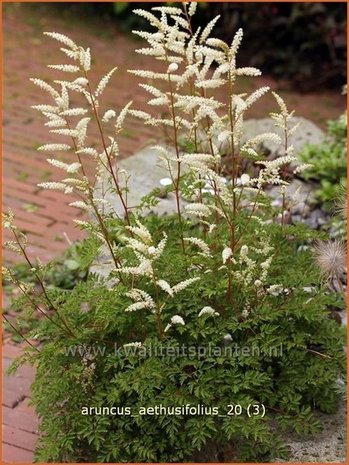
2, 3, 346, 462
2, 342, 38, 462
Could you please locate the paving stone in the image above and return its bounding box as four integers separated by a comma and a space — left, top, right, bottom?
2, 344, 25, 359
2, 6, 169, 266
94, 118, 324, 220
2, 425, 37, 451
2, 389, 26, 409
2, 358, 35, 380
2, 405, 39, 434
2, 443, 35, 463
2, 374, 32, 398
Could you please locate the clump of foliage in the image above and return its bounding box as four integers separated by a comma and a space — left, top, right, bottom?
299, 111, 347, 209
3, 4, 346, 462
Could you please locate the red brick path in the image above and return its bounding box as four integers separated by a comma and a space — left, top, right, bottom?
2, 342, 38, 462
2, 3, 346, 462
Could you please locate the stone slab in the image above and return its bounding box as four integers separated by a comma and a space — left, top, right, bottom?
94, 146, 186, 218
282, 399, 347, 462
242, 116, 324, 157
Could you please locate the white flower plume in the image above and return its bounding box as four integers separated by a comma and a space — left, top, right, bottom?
164, 315, 185, 332
198, 306, 219, 317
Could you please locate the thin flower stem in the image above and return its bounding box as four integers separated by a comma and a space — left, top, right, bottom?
227, 260, 233, 305
3, 314, 41, 352
151, 272, 164, 339
10, 275, 72, 335
182, 3, 194, 36
189, 81, 204, 206
234, 187, 262, 249
281, 114, 289, 231
228, 71, 237, 219
11, 230, 76, 336
305, 348, 332, 359
235, 185, 245, 210
64, 118, 125, 280
200, 87, 222, 228
84, 72, 131, 227
12, 230, 54, 307
281, 191, 286, 229
182, 6, 210, 238
166, 70, 186, 254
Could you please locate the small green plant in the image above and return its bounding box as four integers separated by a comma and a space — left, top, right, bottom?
3, 239, 94, 342
299, 112, 347, 209
3, 4, 346, 462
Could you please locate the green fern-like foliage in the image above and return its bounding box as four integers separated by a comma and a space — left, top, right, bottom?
11, 215, 345, 463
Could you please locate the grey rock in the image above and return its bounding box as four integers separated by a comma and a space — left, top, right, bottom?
91, 145, 186, 284
89, 246, 117, 287
94, 145, 187, 218
246, 118, 323, 222
341, 312, 347, 326
282, 399, 347, 463
303, 208, 329, 229
292, 201, 311, 217
268, 178, 317, 206
242, 117, 324, 158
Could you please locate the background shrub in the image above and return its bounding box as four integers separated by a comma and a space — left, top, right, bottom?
299, 112, 347, 209
64, 1, 347, 90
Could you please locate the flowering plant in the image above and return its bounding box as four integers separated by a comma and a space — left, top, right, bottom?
4, 4, 346, 462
